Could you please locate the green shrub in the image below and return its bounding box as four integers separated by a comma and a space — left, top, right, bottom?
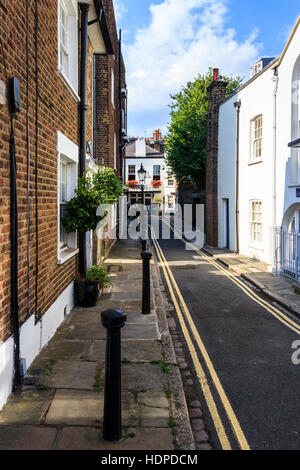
86, 266, 112, 288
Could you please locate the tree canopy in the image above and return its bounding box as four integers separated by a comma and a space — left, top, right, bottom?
166, 68, 243, 189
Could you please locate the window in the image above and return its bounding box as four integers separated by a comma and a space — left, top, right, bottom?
111, 70, 114, 107
250, 201, 262, 243
59, 161, 68, 249
128, 165, 136, 181
167, 172, 174, 186
114, 133, 117, 169
168, 195, 175, 209
252, 61, 262, 77
250, 116, 263, 161
153, 165, 161, 181
58, 0, 78, 97
57, 131, 79, 264
59, 1, 68, 76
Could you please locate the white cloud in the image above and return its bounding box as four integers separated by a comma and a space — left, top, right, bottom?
113, 0, 127, 25
122, 0, 262, 135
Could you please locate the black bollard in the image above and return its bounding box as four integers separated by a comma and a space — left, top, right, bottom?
141, 238, 147, 252
101, 309, 127, 442
141, 251, 152, 315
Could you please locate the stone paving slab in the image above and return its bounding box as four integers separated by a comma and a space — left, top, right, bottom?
121, 340, 162, 362
65, 323, 106, 340
125, 312, 156, 323
0, 389, 53, 425
0, 425, 57, 450
32, 340, 92, 366
87, 339, 162, 363
122, 364, 168, 391
111, 292, 142, 301
122, 323, 159, 340
138, 391, 169, 427
45, 389, 103, 426
55, 426, 174, 450
40, 361, 101, 390
87, 340, 106, 362
139, 404, 169, 427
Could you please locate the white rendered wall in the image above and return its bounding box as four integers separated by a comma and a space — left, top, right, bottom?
0, 281, 74, 410
237, 67, 274, 263
218, 21, 300, 265
275, 24, 300, 227
218, 94, 237, 251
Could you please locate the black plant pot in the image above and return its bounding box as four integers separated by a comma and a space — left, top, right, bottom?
74, 280, 100, 308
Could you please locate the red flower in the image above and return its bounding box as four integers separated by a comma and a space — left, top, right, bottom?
150, 180, 162, 188
126, 180, 139, 188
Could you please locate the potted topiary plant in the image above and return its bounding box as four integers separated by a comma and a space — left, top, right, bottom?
62, 170, 122, 307
75, 266, 112, 308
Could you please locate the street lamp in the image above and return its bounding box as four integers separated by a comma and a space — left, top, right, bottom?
137, 163, 147, 205
137, 163, 147, 251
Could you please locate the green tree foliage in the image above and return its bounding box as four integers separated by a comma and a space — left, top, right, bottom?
93, 167, 124, 204
62, 169, 124, 233
166, 68, 243, 189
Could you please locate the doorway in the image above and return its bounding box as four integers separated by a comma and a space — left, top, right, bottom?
223, 199, 229, 249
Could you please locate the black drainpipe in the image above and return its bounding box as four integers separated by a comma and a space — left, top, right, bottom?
78, 3, 89, 278
234, 100, 241, 254
118, 29, 123, 179
9, 113, 22, 393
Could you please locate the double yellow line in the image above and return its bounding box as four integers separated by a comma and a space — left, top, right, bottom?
168, 221, 300, 335
152, 232, 250, 450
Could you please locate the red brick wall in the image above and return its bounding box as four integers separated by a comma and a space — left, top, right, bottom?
94, 0, 126, 173
205, 80, 227, 247
0, 1, 97, 342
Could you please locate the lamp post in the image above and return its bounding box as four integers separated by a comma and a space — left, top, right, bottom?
138, 163, 147, 251
137, 163, 146, 206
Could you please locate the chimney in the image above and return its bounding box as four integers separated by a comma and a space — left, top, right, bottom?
205, 73, 228, 247
153, 129, 162, 141
213, 68, 219, 81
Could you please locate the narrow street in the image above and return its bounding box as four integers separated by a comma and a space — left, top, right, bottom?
153, 218, 300, 450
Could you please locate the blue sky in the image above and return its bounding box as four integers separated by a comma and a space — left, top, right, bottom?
114, 0, 300, 137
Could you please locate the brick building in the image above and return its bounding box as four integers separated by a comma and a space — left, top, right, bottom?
0, 0, 126, 409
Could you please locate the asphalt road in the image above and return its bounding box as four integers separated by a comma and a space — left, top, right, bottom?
153, 222, 300, 450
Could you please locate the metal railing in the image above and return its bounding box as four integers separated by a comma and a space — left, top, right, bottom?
273, 226, 300, 282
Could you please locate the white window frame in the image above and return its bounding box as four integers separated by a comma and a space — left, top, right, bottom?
167, 194, 175, 209
250, 115, 263, 162
114, 133, 117, 169
167, 172, 174, 186
57, 131, 79, 265
153, 165, 161, 181
58, 0, 79, 101
128, 165, 136, 181
111, 69, 115, 107
250, 200, 263, 245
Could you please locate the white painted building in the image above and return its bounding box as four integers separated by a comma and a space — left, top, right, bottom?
217, 17, 300, 280
124, 138, 176, 214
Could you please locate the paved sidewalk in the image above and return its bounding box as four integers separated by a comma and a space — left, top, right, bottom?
0, 240, 194, 451
204, 245, 300, 318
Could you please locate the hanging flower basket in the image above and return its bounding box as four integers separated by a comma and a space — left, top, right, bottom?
151, 180, 162, 188
126, 180, 139, 188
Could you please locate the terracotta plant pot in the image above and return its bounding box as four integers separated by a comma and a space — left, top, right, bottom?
74, 280, 100, 308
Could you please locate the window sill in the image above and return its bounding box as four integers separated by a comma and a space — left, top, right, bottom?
57, 248, 79, 265
288, 184, 300, 188
248, 159, 263, 166
57, 68, 80, 102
